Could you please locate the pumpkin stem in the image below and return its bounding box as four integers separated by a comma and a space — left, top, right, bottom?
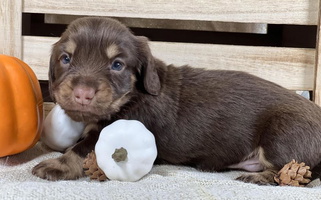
112, 147, 128, 162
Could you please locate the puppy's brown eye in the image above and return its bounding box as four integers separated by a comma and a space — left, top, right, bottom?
60, 54, 71, 65
111, 61, 123, 71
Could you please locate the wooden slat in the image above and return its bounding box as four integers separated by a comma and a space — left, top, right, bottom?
23, 0, 319, 25
0, 0, 22, 58
44, 102, 55, 117
313, 0, 321, 106
22, 36, 53, 80
150, 43, 315, 91
44, 14, 268, 34
22, 36, 315, 90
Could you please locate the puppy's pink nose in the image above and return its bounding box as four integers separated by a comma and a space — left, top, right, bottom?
73, 86, 96, 105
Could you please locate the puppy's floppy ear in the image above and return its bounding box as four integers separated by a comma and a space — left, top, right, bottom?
48, 43, 59, 102
136, 36, 161, 95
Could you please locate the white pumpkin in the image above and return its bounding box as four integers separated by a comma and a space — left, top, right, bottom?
41, 104, 85, 151
95, 119, 157, 182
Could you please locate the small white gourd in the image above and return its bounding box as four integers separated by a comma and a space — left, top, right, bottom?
95, 119, 157, 182
41, 104, 85, 151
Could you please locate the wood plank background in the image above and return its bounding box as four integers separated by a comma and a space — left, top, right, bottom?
22, 36, 315, 91
23, 0, 319, 25
313, 0, 321, 104
0, 0, 22, 58
0, 0, 319, 104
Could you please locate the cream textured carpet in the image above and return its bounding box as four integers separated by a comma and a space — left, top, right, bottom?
1, 142, 321, 200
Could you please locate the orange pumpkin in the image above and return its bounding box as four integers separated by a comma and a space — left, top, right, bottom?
0, 55, 43, 157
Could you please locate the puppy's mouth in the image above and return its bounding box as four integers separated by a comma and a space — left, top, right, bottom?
55, 89, 131, 123
52, 79, 115, 121
61, 97, 129, 123
52, 74, 133, 123
55, 99, 106, 121
64, 108, 109, 123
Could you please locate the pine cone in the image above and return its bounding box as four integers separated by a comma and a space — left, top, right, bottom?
83, 151, 108, 181
274, 159, 312, 187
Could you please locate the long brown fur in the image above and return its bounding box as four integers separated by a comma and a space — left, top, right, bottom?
32, 17, 321, 184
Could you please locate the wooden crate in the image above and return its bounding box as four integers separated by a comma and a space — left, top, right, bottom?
1, 0, 321, 107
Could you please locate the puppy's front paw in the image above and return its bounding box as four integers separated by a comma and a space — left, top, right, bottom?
32, 151, 84, 181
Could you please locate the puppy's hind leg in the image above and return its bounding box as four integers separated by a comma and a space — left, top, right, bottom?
235, 148, 278, 185
236, 168, 278, 185
236, 106, 321, 185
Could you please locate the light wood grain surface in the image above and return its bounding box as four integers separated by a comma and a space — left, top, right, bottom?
44, 102, 55, 116
313, 0, 321, 104
0, 0, 22, 58
23, 0, 319, 25
22, 36, 315, 91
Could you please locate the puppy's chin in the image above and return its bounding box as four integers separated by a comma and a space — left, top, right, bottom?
55, 101, 108, 122
64, 110, 110, 123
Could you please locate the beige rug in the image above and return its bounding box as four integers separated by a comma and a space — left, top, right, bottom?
1, 142, 321, 200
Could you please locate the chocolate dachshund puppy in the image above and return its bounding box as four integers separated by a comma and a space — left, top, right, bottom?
32, 17, 321, 185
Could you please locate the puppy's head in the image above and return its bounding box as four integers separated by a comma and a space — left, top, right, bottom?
49, 17, 160, 122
